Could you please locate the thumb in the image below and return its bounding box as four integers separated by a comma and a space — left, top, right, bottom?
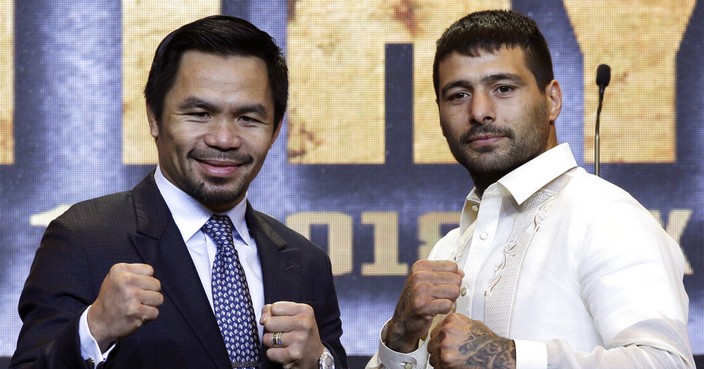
260, 304, 272, 325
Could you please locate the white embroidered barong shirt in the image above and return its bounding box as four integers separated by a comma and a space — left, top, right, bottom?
367, 143, 694, 369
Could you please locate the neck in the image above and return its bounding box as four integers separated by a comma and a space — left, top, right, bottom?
470, 174, 501, 198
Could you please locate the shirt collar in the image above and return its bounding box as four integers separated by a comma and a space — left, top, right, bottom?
460, 189, 481, 236
153, 166, 254, 247
497, 143, 577, 205
460, 143, 577, 234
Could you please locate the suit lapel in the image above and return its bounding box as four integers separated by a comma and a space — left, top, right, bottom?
245, 204, 302, 305
128, 174, 230, 368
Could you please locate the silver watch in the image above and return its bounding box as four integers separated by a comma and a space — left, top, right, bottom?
319, 347, 335, 369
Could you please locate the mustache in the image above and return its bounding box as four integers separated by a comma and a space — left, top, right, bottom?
190, 148, 254, 164
459, 125, 514, 143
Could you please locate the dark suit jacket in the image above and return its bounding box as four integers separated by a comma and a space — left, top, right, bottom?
10, 173, 347, 369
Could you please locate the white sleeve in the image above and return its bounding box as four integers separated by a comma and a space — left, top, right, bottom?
79, 305, 116, 365
365, 320, 430, 369
544, 337, 693, 369
539, 201, 694, 369
514, 340, 548, 369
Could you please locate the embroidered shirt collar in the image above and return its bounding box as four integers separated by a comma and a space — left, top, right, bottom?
460, 143, 577, 235
498, 143, 577, 205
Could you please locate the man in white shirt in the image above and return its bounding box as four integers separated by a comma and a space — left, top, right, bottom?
11, 15, 344, 369
367, 9, 694, 369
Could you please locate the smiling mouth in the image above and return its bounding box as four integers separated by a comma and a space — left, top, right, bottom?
196, 158, 251, 177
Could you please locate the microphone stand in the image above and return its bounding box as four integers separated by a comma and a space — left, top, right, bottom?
595, 88, 604, 177
594, 64, 610, 177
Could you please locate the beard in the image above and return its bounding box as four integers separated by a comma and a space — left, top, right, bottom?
186, 175, 248, 206
446, 101, 550, 181
180, 148, 256, 207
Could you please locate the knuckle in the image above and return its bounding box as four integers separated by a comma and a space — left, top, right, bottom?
286, 345, 304, 360
117, 270, 135, 285
412, 280, 429, 295
441, 299, 455, 311
411, 260, 426, 272
446, 287, 460, 300
412, 293, 428, 309
301, 303, 314, 315
125, 304, 140, 318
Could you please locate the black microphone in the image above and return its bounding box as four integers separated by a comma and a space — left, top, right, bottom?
596, 64, 611, 101
594, 64, 611, 177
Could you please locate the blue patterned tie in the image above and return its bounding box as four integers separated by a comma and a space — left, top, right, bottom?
202, 215, 260, 368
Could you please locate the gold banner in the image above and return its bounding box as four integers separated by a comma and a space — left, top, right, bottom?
565, 0, 695, 163
288, 0, 509, 164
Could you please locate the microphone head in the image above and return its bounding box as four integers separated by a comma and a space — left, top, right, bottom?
596, 64, 611, 88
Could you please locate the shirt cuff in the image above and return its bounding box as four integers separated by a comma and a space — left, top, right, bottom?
79, 305, 116, 365
376, 321, 429, 369
514, 339, 547, 369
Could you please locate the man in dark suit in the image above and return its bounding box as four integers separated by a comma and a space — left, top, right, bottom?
10, 15, 347, 369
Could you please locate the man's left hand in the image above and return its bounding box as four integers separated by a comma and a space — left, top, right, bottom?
428, 313, 516, 369
261, 302, 325, 369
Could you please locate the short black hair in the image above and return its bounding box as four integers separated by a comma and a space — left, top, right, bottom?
433, 9, 554, 97
144, 15, 288, 128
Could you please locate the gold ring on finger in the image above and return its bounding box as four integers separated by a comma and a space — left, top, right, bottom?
272, 331, 284, 348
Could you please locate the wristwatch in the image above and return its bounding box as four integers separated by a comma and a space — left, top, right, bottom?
319, 347, 335, 369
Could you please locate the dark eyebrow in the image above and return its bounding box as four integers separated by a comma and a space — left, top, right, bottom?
481, 73, 525, 85
441, 73, 526, 97
234, 103, 269, 117
177, 97, 270, 118
178, 96, 219, 112
440, 80, 472, 97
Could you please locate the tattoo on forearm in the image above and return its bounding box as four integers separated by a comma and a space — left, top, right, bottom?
458, 331, 516, 369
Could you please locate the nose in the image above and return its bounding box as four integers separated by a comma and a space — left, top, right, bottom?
204, 118, 242, 149
468, 91, 495, 124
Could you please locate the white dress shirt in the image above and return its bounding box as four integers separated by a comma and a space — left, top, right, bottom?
367, 143, 694, 369
79, 167, 264, 364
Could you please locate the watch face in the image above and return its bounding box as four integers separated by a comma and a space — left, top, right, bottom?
320, 349, 334, 369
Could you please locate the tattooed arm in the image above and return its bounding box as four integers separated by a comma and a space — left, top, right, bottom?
427, 313, 516, 369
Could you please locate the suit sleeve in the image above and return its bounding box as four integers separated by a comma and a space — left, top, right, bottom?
314, 252, 348, 369
10, 212, 102, 369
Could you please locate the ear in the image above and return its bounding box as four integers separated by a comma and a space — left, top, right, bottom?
546, 80, 563, 123
146, 104, 160, 139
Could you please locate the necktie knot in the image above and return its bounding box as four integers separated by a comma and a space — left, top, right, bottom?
202, 215, 235, 255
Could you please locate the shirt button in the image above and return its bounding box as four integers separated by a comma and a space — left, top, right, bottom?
471, 204, 479, 211
479, 232, 488, 240
403, 363, 414, 369
461, 286, 468, 296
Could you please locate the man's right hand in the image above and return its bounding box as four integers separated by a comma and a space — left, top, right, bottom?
383, 260, 464, 353
87, 263, 164, 352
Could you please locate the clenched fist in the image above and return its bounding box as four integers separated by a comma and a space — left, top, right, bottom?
260, 301, 325, 369
384, 260, 464, 353
87, 263, 164, 351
